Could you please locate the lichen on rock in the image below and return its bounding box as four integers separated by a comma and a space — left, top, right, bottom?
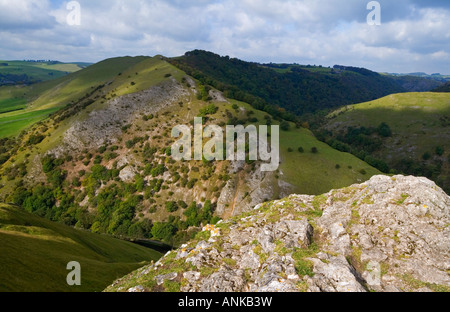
104, 175, 450, 293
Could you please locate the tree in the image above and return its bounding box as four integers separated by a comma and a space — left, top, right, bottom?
377, 122, 392, 137
280, 121, 290, 131
165, 201, 179, 213
151, 222, 176, 242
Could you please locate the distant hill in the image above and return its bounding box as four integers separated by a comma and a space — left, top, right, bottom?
169, 50, 408, 116
433, 82, 450, 92
320, 92, 450, 194
387, 72, 450, 83
0, 60, 90, 86
0, 203, 162, 292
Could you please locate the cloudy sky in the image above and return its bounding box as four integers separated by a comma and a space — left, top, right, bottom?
0, 0, 449, 74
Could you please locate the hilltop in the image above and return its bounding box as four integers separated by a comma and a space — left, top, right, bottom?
105, 175, 450, 292
168, 50, 444, 118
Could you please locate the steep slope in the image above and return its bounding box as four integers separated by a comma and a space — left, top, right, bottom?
320, 92, 450, 194
169, 50, 406, 116
0, 203, 162, 292
0, 56, 149, 138
0, 55, 380, 250
105, 175, 450, 293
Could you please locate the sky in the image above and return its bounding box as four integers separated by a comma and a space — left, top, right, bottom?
0, 0, 449, 74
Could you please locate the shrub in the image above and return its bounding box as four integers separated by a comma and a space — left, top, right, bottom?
422, 152, 431, 161
280, 121, 290, 131
311, 147, 318, 154
27, 134, 45, 146
199, 104, 218, 117
165, 201, 178, 213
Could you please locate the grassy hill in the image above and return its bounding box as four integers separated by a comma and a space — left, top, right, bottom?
168, 50, 407, 116
322, 92, 450, 193
0, 203, 162, 292
0, 55, 381, 251
0, 56, 149, 138
0, 60, 89, 86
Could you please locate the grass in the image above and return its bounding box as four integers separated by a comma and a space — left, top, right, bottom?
217, 99, 381, 196
327, 92, 450, 166
0, 204, 162, 292
400, 273, 450, 292
278, 127, 380, 195
0, 60, 86, 83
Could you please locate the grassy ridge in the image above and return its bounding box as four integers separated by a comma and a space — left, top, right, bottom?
0, 204, 163, 292
0, 56, 150, 138
324, 92, 450, 193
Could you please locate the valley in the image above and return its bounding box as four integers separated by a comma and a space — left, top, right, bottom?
0, 52, 448, 293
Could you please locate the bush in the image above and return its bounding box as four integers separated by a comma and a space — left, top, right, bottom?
298, 147, 304, 153
165, 201, 179, 213
436, 146, 444, 156
422, 152, 431, 161
280, 121, 290, 131
199, 104, 218, 117
311, 147, 318, 154
27, 134, 45, 145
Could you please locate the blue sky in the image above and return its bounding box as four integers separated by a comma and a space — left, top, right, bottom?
0, 0, 449, 74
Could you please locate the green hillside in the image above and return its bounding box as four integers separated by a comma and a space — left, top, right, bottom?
0, 203, 162, 292
0, 55, 381, 254
0, 56, 149, 138
433, 82, 450, 92
321, 92, 450, 193
168, 50, 407, 117
0, 60, 89, 86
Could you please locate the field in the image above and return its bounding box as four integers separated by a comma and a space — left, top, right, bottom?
0, 204, 163, 292
0, 60, 88, 84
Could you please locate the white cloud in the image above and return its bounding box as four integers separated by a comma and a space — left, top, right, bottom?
0, 0, 449, 74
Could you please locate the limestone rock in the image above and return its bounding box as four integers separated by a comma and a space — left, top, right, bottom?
105, 175, 450, 293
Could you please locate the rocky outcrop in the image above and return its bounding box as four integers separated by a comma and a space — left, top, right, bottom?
105, 175, 450, 292
53, 78, 189, 156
